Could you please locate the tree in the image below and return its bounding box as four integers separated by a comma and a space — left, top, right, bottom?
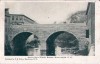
25, 35, 40, 48
68, 11, 87, 23
54, 32, 79, 49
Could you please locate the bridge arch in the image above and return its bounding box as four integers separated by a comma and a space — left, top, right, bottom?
12, 32, 33, 56
46, 31, 79, 56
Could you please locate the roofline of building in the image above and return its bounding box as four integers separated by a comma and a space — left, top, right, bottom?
86, 3, 91, 15
9, 14, 37, 23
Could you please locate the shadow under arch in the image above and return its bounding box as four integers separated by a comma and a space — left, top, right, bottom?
46, 31, 79, 56
12, 32, 32, 56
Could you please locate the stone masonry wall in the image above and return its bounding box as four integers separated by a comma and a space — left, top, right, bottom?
6, 23, 88, 50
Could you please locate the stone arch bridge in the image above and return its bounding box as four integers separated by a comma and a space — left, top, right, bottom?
5, 23, 89, 56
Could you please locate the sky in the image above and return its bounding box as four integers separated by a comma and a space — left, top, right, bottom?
5, 2, 88, 24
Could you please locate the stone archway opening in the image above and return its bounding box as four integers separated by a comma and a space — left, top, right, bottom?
46, 31, 79, 56
12, 32, 32, 56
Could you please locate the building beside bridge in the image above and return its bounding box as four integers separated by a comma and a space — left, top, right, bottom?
5, 8, 37, 25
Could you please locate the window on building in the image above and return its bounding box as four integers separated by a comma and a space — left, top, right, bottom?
86, 30, 89, 38
61, 48, 65, 52
20, 18, 22, 20
61, 48, 74, 54
16, 17, 18, 20
40, 50, 46, 56
61, 48, 66, 54
35, 49, 38, 52
17, 22, 24, 25
19, 16, 22, 20
11, 22, 24, 25
12, 16, 14, 20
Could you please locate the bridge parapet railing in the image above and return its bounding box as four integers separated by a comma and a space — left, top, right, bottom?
6, 23, 87, 29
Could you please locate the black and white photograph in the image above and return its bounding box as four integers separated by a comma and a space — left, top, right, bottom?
5, 2, 95, 56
